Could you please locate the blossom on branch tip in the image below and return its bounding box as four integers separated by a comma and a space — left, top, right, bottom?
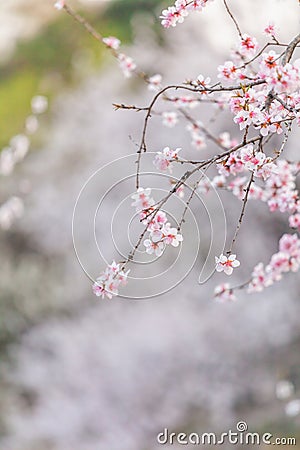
162, 112, 178, 127
161, 223, 183, 247
148, 74, 162, 91
102, 36, 121, 50
214, 283, 236, 302
144, 239, 165, 257
118, 53, 136, 78
215, 254, 240, 276
192, 133, 206, 150
153, 147, 181, 172
143, 223, 183, 256
92, 261, 129, 299
160, 0, 212, 28
248, 263, 272, 293
248, 234, 300, 294
240, 145, 266, 171
263, 22, 278, 37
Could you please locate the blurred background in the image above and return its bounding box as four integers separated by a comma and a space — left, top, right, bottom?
0, 0, 300, 449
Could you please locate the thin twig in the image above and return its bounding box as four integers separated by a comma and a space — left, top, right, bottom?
228, 171, 255, 254
222, 0, 242, 39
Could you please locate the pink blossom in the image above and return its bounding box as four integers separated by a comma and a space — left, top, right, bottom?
161, 223, 183, 247
238, 34, 258, 57
259, 51, 280, 74
160, 0, 209, 28
228, 176, 247, 200
217, 152, 244, 177
279, 233, 300, 256
240, 145, 266, 171
289, 214, 300, 230
118, 53, 136, 78
176, 185, 185, 198
162, 112, 178, 127
255, 160, 278, 181
174, 95, 198, 109
192, 133, 206, 150
248, 263, 272, 293
218, 132, 237, 149
214, 283, 236, 302
153, 147, 181, 172
215, 254, 240, 276
148, 74, 162, 91
131, 188, 154, 212
144, 239, 165, 256
197, 74, 211, 87
218, 61, 240, 81
248, 234, 300, 295
263, 22, 278, 37
102, 36, 121, 50
212, 175, 226, 189
92, 261, 130, 299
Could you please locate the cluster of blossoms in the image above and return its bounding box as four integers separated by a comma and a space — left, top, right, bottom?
219, 48, 300, 135
148, 74, 163, 92
102, 36, 120, 51
215, 151, 300, 223
248, 234, 300, 292
154, 31, 300, 153
92, 261, 129, 299
214, 234, 300, 301
117, 54, 137, 78
55, 2, 300, 301
217, 261, 297, 304
0, 95, 48, 230
131, 188, 183, 257
214, 283, 236, 302
0, 96, 48, 176
153, 147, 181, 172
217, 143, 278, 182
155, 28, 299, 142
160, 0, 213, 28
102, 35, 136, 78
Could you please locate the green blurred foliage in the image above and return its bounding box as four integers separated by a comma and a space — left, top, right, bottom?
0, 0, 159, 148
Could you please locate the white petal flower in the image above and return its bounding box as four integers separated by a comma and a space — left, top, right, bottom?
215, 254, 240, 276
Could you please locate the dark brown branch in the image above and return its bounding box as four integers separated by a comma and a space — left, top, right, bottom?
282, 32, 300, 65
